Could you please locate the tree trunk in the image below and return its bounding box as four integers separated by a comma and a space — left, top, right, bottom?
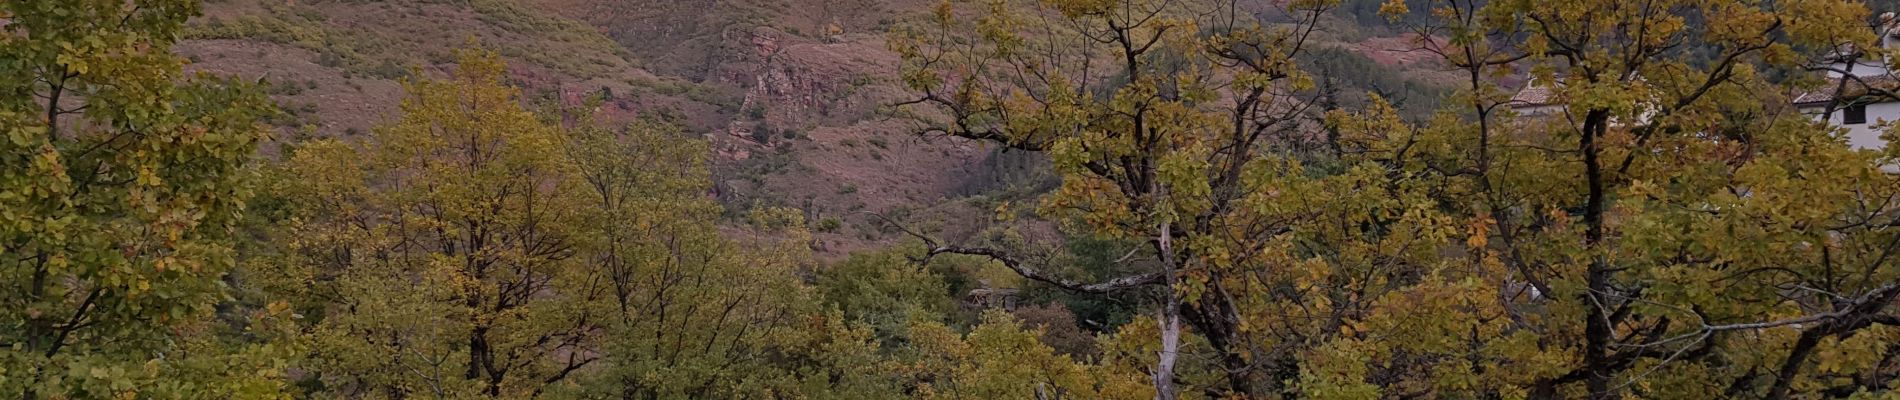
1155, 302, 1182, 400
1766, 328, 1824, 399
1153, 222, 1181, 400
1580, 109, 1617, 400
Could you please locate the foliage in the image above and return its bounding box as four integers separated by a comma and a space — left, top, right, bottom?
269, 49, 594, 397
897, 0, 1900, 398
818, 246, 960, 347
264, 47, 910, 399
23, 0, 1900, 398
903, 311, 1153, 400
894, 0, 1367, 396
1296, 0, 1900, 397
1016, 236, 1155, 334
572, 201, 889, 398
0, 0, 293, 397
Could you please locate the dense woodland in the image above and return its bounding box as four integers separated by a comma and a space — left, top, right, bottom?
10, 0, 1900, 398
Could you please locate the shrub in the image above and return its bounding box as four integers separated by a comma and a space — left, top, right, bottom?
750, 127, 774, 144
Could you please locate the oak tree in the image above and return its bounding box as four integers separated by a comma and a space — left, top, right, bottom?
274, 49, 596, 397
0, 0, 291, 397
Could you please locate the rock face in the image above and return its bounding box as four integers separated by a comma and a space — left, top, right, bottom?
704, 24, 1000, 252
729, 27, 894, 128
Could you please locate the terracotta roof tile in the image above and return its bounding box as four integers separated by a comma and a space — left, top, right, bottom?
1793, 75, 1900, 106
1510, 84, 1558, 106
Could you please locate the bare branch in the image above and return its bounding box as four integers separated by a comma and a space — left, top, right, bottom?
926, 244, 1165, 293
862, 211, 1164, 293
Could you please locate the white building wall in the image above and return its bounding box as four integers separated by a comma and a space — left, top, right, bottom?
1805, 102, 1900, 150
1826, 59, 1890, 78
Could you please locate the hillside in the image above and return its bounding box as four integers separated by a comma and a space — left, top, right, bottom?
192, 0, 764, 138
179, 0, 1453, 257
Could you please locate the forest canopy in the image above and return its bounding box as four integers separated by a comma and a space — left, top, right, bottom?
7, 0, 1900, 398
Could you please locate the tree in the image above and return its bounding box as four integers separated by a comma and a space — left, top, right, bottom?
570, 135, 895, 398
0, 0, 291, 398
898, 0, 1900, 398
893, 0, 1355, 396
577, 220, 899, 398
1309, 0, 1900, 398
269, 48, 907, 398
275, 49, 596, 397
817, 246, 960, 347
905, 311, 1153, 400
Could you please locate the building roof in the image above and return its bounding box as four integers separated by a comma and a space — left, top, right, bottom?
1792, 75, 1900, 107
1509, 79, 1562, 108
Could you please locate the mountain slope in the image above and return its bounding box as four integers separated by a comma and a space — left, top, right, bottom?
181, 0, 725, 138
181, 0, 1455, 258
